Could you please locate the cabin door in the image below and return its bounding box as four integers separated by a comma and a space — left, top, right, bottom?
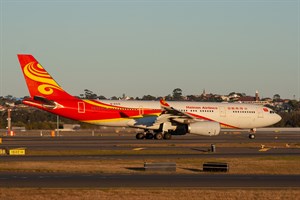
139, 106, 144, 115
258, 108, 263, 118
219, 106, 226, 117
78, 102, 85, 113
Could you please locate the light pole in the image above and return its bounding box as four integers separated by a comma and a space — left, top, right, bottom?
7, 108, 11, 135
56, 115, 59, 136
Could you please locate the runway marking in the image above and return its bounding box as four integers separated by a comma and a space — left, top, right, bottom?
39, 176, 51, 179
223, 132, 241, 135
132, 148, 145, 151
259, 148, 270, 152
82, 175, 92, 177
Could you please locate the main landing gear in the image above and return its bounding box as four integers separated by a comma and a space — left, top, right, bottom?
136, 132, 145, 139
249, 128, 256, 139
136, 131, 172, 140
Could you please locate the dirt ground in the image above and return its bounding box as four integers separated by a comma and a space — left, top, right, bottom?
0, 188, 299, 200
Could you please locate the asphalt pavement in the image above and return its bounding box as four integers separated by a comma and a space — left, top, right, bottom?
0, 172, 299, 188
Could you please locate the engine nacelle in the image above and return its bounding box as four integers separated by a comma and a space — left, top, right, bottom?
188, 121, 220, 136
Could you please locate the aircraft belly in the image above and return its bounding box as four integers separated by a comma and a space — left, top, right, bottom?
94, 120, 131, 127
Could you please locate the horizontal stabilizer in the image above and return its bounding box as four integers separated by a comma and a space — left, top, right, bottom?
33, 96, 56, 109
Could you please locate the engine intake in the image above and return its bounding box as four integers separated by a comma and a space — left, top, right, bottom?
188, 121, 220, 136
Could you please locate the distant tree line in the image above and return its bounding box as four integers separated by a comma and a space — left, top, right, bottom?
78, 88, 223, 102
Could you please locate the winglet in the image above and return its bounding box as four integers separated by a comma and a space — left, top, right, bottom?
160, 98, 170, 108
160, 99, 171, 112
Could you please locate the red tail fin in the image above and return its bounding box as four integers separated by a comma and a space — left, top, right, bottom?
18, 54, 75, 100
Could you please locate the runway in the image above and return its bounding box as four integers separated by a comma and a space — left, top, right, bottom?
3, 129, 300, 145
1, 131, 299, 161
0, 172, 299, 188
2, 130, 299, 149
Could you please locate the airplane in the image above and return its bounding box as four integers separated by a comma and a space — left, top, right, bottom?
17, 54, 282, 140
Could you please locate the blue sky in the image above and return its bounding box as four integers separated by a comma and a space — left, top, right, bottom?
0, 0, 299, 99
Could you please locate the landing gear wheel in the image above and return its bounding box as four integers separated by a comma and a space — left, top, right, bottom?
163, 132, 172, 140
249, 134, 255, 139
145, 132, 154, 139
136, 132, 145, 139
154, 133, 163, 140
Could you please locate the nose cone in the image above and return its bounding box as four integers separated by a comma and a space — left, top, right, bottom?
274, 114, 282, 124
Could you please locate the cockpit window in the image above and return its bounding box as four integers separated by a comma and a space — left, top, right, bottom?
270, 111, 275, 114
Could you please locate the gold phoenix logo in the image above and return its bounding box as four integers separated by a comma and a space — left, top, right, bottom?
24, 62, 62, 95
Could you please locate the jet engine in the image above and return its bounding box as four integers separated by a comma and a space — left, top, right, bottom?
187, 121, 220, 136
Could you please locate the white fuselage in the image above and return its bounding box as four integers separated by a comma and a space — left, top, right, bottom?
98, 100, 281, 129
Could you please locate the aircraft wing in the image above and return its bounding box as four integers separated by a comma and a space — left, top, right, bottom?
128, 99, 201, 129
156, 99, 198, 124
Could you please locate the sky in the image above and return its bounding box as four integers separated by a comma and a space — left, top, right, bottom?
0, 0, 299, 99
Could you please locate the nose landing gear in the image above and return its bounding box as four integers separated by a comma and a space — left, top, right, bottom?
249, 134, 255, 139
249, 128, 256, 139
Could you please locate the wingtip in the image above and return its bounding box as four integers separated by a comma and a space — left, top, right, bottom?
160, 98, 170, 107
